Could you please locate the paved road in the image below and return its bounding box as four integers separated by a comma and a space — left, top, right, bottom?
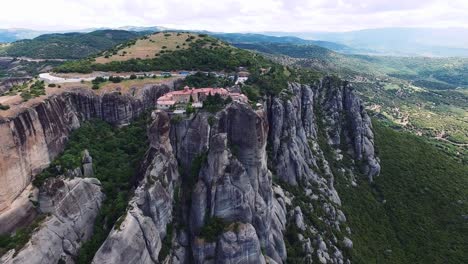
39, 73, 95, 83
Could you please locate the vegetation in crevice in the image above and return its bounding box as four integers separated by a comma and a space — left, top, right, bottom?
26, 116, 149, 263
0, 214, 47, 256
199, 216, 229, 242
158, 223, 174, 262
74, 117, 149, 264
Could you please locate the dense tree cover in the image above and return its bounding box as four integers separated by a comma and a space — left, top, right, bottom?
32, 117, 149, 263
203, 93, 231, 113
411, 79, 457, 90
336, 121, 468, 263
181, 72, 234, 88
245, 65, 290, 96
0, 30, 142, 59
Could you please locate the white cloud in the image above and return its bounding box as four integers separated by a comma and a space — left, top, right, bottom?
1, 0, 468, 32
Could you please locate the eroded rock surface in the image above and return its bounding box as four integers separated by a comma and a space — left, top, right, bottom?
92, 110, 179, 264
0, 77, 380, 264
1, 177, 104, 264
0, 83, 172, 214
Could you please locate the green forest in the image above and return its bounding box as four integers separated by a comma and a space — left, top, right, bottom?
337, 121, 468, 263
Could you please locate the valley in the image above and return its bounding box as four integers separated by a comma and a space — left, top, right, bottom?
231, 41, 468, 163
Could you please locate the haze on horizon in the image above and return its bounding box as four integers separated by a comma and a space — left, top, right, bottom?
1, 0, 468, 33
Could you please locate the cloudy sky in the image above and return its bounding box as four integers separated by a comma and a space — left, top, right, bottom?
2, 0, 468, 32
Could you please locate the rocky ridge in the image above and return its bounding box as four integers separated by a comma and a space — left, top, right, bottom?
0, 76, 380, 264
90, 77, 379, 263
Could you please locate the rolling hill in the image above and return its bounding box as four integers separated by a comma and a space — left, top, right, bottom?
211, 33, 360, 54
54, 32, 269, 73
94, 32, 226, 63
0, 30, 144, 59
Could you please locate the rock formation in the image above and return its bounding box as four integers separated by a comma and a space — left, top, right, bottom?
0, 77, 30, 94
0, 77, 380, 264
0, 83, 173, 218
91, 110, 179, 264
1, 177, 104, 264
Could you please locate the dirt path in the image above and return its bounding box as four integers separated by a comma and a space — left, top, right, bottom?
434, 136, 468, 147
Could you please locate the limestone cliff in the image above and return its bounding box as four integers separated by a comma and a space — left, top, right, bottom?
1, 177, 104, 264
91, 110, 179, 264
0, 83, 172, 218
94, 76, 380, 263
0, 77, 380, 264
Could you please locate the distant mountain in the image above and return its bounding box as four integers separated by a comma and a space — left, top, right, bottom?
0, 29, 52, 43
211, 33, 361, 54
0, 26, 169, 43
116, 26, 170, 32
263, 27, 468, 57
0, 30, 144, 59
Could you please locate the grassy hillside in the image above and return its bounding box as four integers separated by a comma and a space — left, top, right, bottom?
94, 32, 227, 63
336, 121, 468, 263
54, 32, 270, 73
0, 30, 142, 59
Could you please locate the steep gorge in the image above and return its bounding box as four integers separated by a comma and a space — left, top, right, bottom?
0, 82, 174, 233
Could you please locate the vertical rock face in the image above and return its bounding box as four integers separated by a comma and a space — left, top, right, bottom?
92, 110, 180, 264
91, 78, 379, 263
268, 78, 380, 185
316, 77, 380, 181
0, 84, 171, 215
0, 76, 380, 264
165, 103, 287, 263
266, 78, 380, 263
1, 177, 104, 264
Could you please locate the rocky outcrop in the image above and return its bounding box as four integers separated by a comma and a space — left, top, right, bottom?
0, 83, 172, 216
0, 77, 30, 94
265, 78, 380, 263
316, 77, 380, 181
95, 77, 379, 263
1, 177, 104, 264
91, 110, 179, 264
82, 149, 93, 177
0, 76, 380, 264
168, 103, 287, 263
268, 78, 380, 185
